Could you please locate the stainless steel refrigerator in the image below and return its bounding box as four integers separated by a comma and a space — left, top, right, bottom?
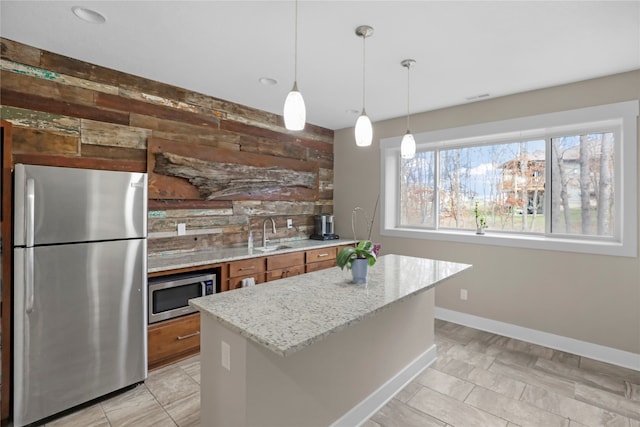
12, 164, 148, 427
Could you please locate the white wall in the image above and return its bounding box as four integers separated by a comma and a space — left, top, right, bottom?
334, 70, 640, 355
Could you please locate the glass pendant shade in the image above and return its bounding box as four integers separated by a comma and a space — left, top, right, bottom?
355, 112, 373, 147
284, 82, 306, 131
400, 131, 416, 159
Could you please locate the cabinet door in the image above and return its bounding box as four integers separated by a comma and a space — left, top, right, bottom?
148, 313, 200, 370
306, 259, 338, 273
229, 272, 265, 290
266, 264, 305, 281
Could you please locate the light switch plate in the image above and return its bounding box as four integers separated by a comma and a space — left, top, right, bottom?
177, 223, 186, 236
287, 219, 293, 229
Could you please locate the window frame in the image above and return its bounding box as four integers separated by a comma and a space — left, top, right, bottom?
380, 101, 639, 257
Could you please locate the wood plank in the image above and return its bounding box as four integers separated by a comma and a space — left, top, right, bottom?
148, 199, 233, 210
12, 126, 79, 155
95, 92, 219, 128
221, 118, 334, 159
148, 233, 223, 254
318, 167, 334, 200
238, 134, 308, 161
39, 48, 126, 88
0, 60, 118, 95
154, 151, 317, 199
1, 88, 130, 125
80, 144, 147, 163
119, 87, 209, 115
80, 119, 149, 149
233, 200, 318, 216
153, 151, 318, 201
148, 138, 319, 201
188, 91, 333, 145
0, 37, 41, 67
0, 69, 95, 107
12, 153, 145, 172
0, 106, 80, 136
130, 113, 241, 150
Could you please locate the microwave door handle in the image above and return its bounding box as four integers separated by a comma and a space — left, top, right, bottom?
26, 178, 35, 247
201, 281, 207, 296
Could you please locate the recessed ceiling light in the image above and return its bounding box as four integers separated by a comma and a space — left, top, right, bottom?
258, 77, 278, 86
71, 6, 106, 24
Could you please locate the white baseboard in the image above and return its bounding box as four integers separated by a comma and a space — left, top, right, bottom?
435, 307, 640, 372
331, 344, 437, 427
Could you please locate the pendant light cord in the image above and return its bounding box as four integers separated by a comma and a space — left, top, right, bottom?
406, 64, 411, 131
362, 34, 366, 112
294, 0, 298, 83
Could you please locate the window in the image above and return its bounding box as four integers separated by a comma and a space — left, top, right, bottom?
381, 101, 638, 257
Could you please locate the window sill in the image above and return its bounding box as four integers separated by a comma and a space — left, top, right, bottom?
381, 227, 635, 258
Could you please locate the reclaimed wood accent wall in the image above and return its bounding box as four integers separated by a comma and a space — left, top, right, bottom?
0, 38, 335, 254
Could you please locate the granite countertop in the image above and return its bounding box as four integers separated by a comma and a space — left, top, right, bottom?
148, 238, 355, 273
189, 254, 472, 357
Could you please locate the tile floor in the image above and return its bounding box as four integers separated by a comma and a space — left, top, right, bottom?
40, 320, 640, 427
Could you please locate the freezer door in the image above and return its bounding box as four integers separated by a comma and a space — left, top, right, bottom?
14, 164, 147, 246
13, 239, 147, 427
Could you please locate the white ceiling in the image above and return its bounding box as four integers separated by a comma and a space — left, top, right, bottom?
1, 1, 639, 131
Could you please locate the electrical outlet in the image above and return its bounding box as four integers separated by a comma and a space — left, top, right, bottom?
177, 223, 186, 236
460, 289, 468, 301
287, 218, 293, 229
221, 341, 230, 371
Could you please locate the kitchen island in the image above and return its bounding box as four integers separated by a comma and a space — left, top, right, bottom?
190, 254, 471, 427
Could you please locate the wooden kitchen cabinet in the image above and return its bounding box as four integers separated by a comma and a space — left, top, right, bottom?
305, 247, 337, 272
266, 252, 305, 281
147, 313, 201, 370
145, 243, 348, 370
228, 257, 265, 290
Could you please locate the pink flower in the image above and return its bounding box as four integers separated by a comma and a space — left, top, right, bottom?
372, 243, 381, 257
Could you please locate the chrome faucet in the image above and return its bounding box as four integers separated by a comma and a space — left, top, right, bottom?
262, 217, 276, 248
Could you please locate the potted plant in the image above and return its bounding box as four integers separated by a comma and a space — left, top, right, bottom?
474, 201, 487, 235
337, 240, 377, 284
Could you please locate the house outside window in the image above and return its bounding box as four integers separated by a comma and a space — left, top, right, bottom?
381, 101, 638, 257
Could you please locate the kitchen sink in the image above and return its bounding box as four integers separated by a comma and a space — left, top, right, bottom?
257, 245, 292, 252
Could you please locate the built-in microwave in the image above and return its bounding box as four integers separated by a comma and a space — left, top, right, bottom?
148, 272, 216, 324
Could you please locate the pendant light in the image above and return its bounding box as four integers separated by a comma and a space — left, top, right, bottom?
283, 0, 305, 131
355, 25, 374, 147
400, 59, 416, 159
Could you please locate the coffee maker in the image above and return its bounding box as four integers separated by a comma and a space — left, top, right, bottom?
310, 214, 339, 240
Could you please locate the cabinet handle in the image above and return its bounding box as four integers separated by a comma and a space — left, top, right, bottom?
318, 253, 329, 257
177, 331, 200, 340
239, 266, 256, 271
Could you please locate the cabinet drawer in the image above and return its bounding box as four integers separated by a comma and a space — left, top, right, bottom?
267, 252, 305, 270
148, 314, 200, 370
266, 264, 305, 281
306, 247, 336, 263
229, 272, 265, 290
229, 257, 265, 277
306, 259, 337, 272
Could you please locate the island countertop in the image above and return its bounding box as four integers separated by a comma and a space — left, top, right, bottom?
189, 254, 472, 357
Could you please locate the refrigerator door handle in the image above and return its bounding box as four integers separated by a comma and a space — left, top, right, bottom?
25, 247, 35, 313
26, 178, 35, 248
